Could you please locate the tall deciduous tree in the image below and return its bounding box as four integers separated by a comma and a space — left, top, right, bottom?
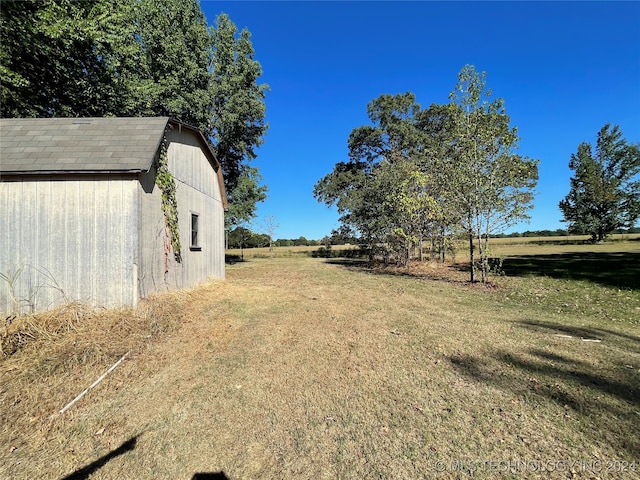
225, 165, 267, 229
313, 93, 422, 234
314, 93, 441, 266
209, 14, 269, 228
380, 158, 438, 268
559, 124, 640, 242
133, 0, 213, 128
0, 0, 142, 117
448, 65, 538, 282
314, 94, 437, 264
416, 102, 464, 261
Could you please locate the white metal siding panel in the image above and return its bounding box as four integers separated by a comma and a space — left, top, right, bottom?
0, 176, 138, 313
93, 179, 111, 305
166, 130, 225, 289
137, 165, 179, 297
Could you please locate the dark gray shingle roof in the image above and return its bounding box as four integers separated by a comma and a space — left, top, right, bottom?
0, 117, 171, 174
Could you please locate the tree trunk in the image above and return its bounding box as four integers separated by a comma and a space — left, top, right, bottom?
469, 232, 475, 282
480, 236, 487, 283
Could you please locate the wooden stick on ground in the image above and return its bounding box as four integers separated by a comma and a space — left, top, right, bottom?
58, 351, 130, 415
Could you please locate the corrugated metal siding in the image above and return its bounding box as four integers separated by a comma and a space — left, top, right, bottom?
0, 175, 138, 313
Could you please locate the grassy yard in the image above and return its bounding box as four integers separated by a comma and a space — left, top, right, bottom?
1, 239, 639, 479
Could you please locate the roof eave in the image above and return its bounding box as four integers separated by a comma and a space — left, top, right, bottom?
1, 169, 146, 176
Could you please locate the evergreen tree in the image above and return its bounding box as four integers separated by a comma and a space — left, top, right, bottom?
559, 124, 640, 242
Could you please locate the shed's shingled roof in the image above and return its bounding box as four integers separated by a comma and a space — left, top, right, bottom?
0, 117, 170, 174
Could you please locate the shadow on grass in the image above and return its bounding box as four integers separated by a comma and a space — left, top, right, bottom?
517, 319, 640, 352
60, 436, 138, 480
225, 254, 246, 264
192, 473, 230, 479
448, 319, 640, 456
325, 258, 477, 288
324, 258, 370, 268
502, 251, 640, 290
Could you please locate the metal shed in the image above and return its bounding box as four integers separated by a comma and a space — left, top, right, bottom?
0, 117, 227, 313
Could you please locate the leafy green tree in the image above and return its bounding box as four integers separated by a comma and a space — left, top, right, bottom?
416, 102, 465, 261
314, 93, 427, 261
380, 158, 438, 267
133, 0, 213, 127
294, 237, 310, 246
1, 0, 214, 124
315, 68, 537, 279
448, 65, 538, 282
559, 124, 640, 242
209, 13, 269, 227
227, 226, 252, 249
0, 0, 142, 117
224, 165, 267, 229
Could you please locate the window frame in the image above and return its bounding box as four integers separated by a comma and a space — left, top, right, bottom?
190, 211, 201, 251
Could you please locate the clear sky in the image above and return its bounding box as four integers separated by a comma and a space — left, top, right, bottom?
200, 1, 640, 240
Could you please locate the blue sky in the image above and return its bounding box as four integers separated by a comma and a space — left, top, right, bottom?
200, 1, 640, 240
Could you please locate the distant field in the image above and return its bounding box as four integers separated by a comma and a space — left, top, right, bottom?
2, 236, 639, 479
225, 243, 359, 259
227, 233, 640, 260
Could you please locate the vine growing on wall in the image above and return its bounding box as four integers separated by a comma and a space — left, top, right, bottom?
155, 133, 182, 263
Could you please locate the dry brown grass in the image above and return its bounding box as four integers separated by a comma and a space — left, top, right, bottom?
1, 247, 639, 479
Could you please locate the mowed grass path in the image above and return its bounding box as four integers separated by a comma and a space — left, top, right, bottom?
2, 251, 639, 479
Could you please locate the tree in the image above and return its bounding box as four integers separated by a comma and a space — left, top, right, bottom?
559, 124, 640, 242
313, 93, 428, 263
209, 13, 269, 228
261, 215, 279, 257
448, 65, 538, 282
0, 0, 143, 118
224, 165, 267, 229
315, 74, 537, 277
380, 158, 438, 268
133, 0, 213, 128
416, 102, 465, 262
1, 0, 216, 126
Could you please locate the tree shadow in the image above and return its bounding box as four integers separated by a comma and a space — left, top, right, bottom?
324, 258, 473, 286
324, 258, 370, 269
192, 473, 230, 479
60, 435, 138, 480
502, 251, 640, 289
447, 323, 640, 456
225, 254, 245, 264
516, 319, 640, 353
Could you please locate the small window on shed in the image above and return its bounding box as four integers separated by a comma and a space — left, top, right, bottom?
190, 213, 201, 251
